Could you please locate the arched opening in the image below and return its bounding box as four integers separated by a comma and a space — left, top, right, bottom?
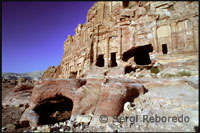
123, 1, 129, 8
96, 54, 105, 67
33, 95, 73, 125
110, 52, 117, 67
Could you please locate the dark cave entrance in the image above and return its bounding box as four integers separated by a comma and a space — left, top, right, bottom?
123, 1, 129, 8
134, 52, 151, 65
162, 44, 168, 54
122, 44, 153, 65
33, 95, 73, 125
110, 52, 117, 67
96, 54, 105, 67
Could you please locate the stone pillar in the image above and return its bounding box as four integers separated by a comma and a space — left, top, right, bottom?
131, 30, 135, 48
93, 42, 97, 64
94, 25, 100, 63
182, 21, 187, 49
175, 22, 180, 51
152, 26, 158, 52
168, 24, 173, 53
105, 37, 110, 67
117, 28, 122, 60
170, 22, 177, 52
192, 17, 198, 51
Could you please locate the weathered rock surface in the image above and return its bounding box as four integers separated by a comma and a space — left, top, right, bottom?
42, 65, 63, 79
55, 1, 198, 79
20, 78, 146, 127
41, 66, 57, 79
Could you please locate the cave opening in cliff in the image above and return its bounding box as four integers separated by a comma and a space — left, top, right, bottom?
33, 95, 73, 125
122, 44, 153, 65
96, 54, 104, 67
134, 44, 153, 65
123, 1, 129, 8
110, 52, 118, 67
162, 44, 168, 54
134, 52, 151, 65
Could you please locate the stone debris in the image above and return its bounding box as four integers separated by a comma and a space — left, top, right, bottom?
75, 115, 92, 125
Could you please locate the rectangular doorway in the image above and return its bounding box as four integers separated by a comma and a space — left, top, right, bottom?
162, 44, 168, 54
110, 52, 117, 67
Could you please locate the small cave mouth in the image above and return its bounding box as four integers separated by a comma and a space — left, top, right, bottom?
33, 95, 73, 125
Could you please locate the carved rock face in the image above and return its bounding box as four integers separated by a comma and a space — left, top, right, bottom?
54, 1, 198, 79
20, 78, 147, 127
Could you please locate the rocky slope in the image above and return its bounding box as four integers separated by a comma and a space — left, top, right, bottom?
2, 71, 44, 81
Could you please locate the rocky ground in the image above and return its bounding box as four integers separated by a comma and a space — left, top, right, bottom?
2, 71, 44, 81
2, 52, 199, 132
2, 73, 41, 132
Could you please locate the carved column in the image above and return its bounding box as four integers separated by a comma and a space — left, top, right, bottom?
94, 42, 98, 64
117, 28, 122, 60
192, 17, 198, 51
170, 22, 177, 52
183, 21, 187, 49
131, 30, 135, 48
175, 22, 179, 51
152, 26, 158, 52
94, 25, 100, 63
168, 24, 173, 53
105, 37, 110, 67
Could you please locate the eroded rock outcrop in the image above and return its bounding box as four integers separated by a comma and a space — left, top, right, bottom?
20, 78, 146, 127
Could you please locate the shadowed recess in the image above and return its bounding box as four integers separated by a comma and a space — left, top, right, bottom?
122, 44, 153, 65
33, 95, 73, 125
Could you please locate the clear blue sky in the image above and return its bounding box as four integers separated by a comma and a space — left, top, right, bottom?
2, 2, 95, 73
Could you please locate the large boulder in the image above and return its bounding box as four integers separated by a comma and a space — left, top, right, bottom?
20, 78, 146, 127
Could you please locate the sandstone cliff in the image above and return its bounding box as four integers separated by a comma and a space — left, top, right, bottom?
55, 1, 198, 79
